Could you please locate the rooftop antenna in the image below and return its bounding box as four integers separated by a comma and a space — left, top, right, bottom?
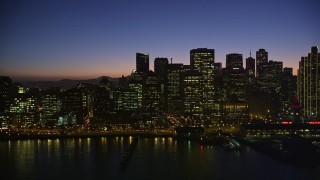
250, 50, 252, 57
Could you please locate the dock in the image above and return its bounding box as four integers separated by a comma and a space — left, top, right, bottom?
120, 136, 138, 171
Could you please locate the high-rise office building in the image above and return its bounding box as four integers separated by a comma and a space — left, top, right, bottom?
283, 67, 293, 75
191, 48, 215, 73
223, 54, 248, 124
256, 49, 268, 77
167, 63, 184, 115
112, 87, 124, 112
144, 71, 160, 112
213, 62, 224, 108
258, 60, 283, 118
154, 58, 169, 112
224, 53, 247, 100
190, 48, 217, 123
298, 46, 320, 119
280, 67, 296, 120
94, 87, 111, 116
61, 88, 84, 124
10, 93, 39, 126
214, 62, 222, 76
112, 86, 140, 112
260, 60, 283, 92
246, 54, 255, 78
224, 67, 247, 102
136, 53, 149, 72
128, 80, 143, 109
0, 76, 12, 113
42, 89, 61, 123
226, 53, 243, 69
121, 89, 140, 111
154, 57, 168, 82
181, 70, 203, 123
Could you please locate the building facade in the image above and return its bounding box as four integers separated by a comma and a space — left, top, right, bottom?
190, 48, 218, 123
226, 53, 243, 69
246, 55, 255, 79
258, 60, 283, 93
298, 46, 320, 119
136, 53, 149, 72
256, 49, 268, 77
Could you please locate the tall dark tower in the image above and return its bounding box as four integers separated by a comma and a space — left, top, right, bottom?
0, 76, 12, 113
154, 57, 169, 112
256, 49, 268, 77
226, 53, 243, 69
154, 57, 168, 82
259, 60, 283, 93
136, 53, 149, 72
246, 51, 255, 78
281, 67, 296, 115
293, 95, 301, 123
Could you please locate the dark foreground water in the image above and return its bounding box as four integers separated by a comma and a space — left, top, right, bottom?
0, 137, 319, 180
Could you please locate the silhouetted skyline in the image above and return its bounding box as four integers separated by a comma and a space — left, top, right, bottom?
1, 0, 319, 80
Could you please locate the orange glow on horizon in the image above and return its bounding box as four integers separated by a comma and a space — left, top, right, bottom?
4, 68, 133, 81
1, 53, 300, 81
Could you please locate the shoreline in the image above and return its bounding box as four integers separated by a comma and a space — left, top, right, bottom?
0, 131, 175, 141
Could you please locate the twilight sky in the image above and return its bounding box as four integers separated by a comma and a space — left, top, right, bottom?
1, 0, 319, 81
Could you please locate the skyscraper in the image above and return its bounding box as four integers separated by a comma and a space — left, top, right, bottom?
256, 49, 268, 77
281, 67, 296, 120
226, 53, 243, 69
298, 46, 320, 119
246, 53, 255, 78
154, 57, 168, 82
181, 70, 203, 123
167, 63, 184, 115
223, 54, 247, 124
61, 88, 84, 124
190, 48, 215, 73
283, 67, 293, 75
258, 60, 283, 93
136, 53, 149, 72
214, 62, 222, 76
0, 76, 12, 113
258, 60, 283, 118
41, 88, 61, 124
128, 80, 143, 109
190, 48, 218, 124
154, 57, 169, 112
144, 71, 160, 112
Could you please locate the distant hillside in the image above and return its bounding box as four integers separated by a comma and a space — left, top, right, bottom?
17, 76, 119, 89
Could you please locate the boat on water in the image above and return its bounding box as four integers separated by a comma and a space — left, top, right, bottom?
223, 138, 241, 150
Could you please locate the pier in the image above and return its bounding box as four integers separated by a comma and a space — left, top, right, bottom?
120, 136, 138, 171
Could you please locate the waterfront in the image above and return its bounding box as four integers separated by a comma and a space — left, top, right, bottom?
0, 137, 319, 180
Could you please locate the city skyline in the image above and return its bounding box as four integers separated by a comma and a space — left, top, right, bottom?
1, 0, 320, 81
1, 0, 320, 178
